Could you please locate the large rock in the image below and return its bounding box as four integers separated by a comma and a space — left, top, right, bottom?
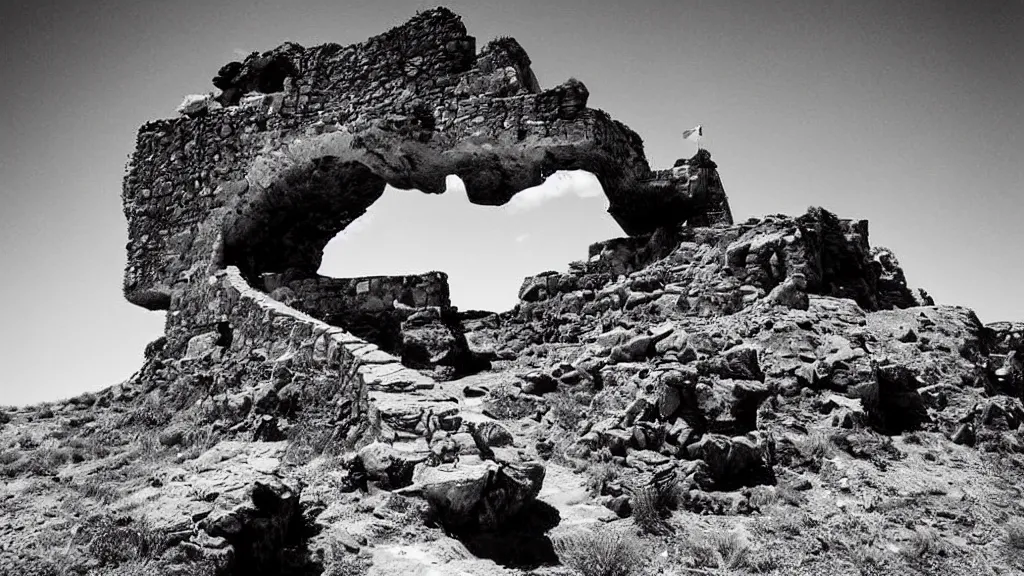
401, 460, 545, 531
685, 432, 776, 490
860, 364, 930, 434
357, 443, 431, 489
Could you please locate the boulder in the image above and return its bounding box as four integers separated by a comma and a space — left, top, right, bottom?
520, 371, 558, 395
401, 460, 545, 531
176, 93, 222, 117
765, 273, 809, 309
472, 421, 514, 449
719, 345, 765, 382
686, 431, 775, 490
357, 443, 430, 489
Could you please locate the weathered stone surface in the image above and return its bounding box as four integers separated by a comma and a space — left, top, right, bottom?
860, 364, 930, 434
400, 460, 545, 530
357, 443, 431, 488
685, 432, 775, 490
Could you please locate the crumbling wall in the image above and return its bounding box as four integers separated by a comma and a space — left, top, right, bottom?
122, 8, 732, 320
264, 272, 452, 354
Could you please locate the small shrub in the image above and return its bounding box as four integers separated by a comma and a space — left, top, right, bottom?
23, 447, 73, 476
548, 392, 583, 429
88, 518, 166, 566
902, 526, 941, 559
285, 420, 338, 465
850, 544, 887, 570
747, 486, 779, 510
76, 477, 120, 504
125, 398, 172, 428
16, 431, 40, 450
903, 431, 924, 445
631, 485, 669, 535
0, 449, 21, 466
776, 483, 806, 506
796, 432, 836, 463
553, 528, 649, 576
67, 436, 112, 461
324, 548, 371, 576
584, 461, 620, 497
483, 382, 536, 420
681, 527, 753, 570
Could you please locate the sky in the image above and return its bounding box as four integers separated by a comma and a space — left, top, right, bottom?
0, 0, 1020, 405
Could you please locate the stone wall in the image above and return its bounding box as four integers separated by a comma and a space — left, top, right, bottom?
121, 7, 732, 319
263, 271, 451, 353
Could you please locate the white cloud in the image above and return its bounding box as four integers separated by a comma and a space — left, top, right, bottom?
504, 170, 604, 213
515, 233, 531, 243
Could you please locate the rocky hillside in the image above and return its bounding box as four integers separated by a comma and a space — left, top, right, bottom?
2, 7, 1024, 576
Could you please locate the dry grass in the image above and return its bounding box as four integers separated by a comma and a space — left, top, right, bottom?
553, 527, 649, 576
901, 526, 942, 559
87, 517, 167, 566
583, 461, 620, 497
674, 525, 777, 572
631, 485, 670, 535
796, 431, 837, 463
747, 485, 779, 510
483, 382, 536, 420
548, 391, 583, 431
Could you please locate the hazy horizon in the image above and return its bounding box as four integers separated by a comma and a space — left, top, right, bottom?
1, 0, 1021, 406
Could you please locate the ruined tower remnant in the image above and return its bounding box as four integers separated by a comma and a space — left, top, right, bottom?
121, 8, 733, 375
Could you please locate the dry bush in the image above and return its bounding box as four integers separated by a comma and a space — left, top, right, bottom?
76, 477, 121, 504
88, 518, 167, 566
67, 436, 112, 461
584, 461, 620, 497
553, 528, 649, 576
16, 430, 40, 450
776, 482, 806, 506
324, 542, 371, 576
12, 447, 73, 476
796, 431, 836, 462
632, 485, 670, 535
678, 526, 773, 571
123, 398, 173, 428
747, 485, 779, 510
849, 543, 887, 571
548, 391, 583, 431
483, 382, 536, 420
902, 431, 925, 445
901, 526, 942, 559
285, 419, 338, 465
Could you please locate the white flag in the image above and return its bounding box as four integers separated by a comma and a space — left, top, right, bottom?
682, 125, 703, 142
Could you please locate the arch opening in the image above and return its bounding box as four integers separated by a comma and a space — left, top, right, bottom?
219, 155, 625, 378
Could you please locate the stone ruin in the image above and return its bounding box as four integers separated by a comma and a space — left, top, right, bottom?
112, 7, 1012, 574
122, 7, 732, 382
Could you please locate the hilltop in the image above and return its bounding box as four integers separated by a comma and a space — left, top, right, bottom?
2, 8, 1023, 576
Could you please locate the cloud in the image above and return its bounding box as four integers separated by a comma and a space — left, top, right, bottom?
515, 233, 530, 243
504, 170, 604, 213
